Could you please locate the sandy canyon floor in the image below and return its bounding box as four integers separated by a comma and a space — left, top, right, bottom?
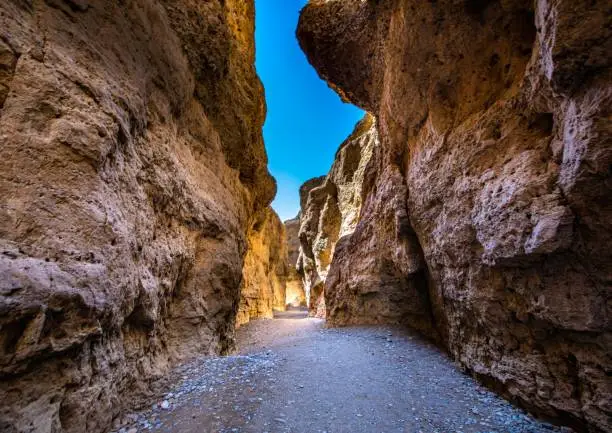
112, 310, 572, 433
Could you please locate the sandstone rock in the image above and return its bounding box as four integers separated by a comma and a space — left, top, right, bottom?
284, 217, 306, 308
295, 176, 325, 311
237, 208, 288, 326
285, 268, 307, 309
298, 0, 611, 431
285, 216, 302, 268
296, 115, 377, 316
0, 1, 273, 432
324, 161, 437, 337
299, 176, 326, 211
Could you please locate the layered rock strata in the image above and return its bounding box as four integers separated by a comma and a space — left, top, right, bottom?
0, 1, 274, 432
284, 216, 306, 308
296, 115, 377, 316
237, 208, 288, 326
298, 0, 612, 431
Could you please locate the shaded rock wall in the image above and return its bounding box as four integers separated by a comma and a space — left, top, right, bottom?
298, 0, 611, 431
294, 176, 325, 311
296, 115, 377, 316
0, 1, 274, 432
237, 208, 288, 326
284, 217, 306, 307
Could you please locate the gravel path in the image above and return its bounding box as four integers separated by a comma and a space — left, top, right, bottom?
112, 309, 572, 433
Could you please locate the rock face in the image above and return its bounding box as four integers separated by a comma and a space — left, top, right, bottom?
237, 208, 288, 326
294, 176, 324, 312
0, 1, 274, 432
296, 116, 377, 316
298, 0, 611, 431
284, 217, 306, 307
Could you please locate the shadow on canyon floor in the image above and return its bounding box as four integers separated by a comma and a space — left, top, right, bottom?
111, 312, 573, 433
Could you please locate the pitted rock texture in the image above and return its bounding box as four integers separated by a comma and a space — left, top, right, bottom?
298, 0, 611, 431
296, 115, 377, 316
284, 217, 306, 307
237, 208, 288, 326
0, 1, 273, 432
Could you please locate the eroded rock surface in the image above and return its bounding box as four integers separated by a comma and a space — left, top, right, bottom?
284, 217, 306, 308
0, 1, 274, 432
298, 0, 611, 431
296, 116, 377, 316
237, 208, 288, 326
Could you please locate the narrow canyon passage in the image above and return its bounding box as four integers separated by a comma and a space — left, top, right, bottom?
112, 312, 569, 433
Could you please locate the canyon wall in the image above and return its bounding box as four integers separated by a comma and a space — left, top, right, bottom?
284, 216, 306, 307
0, 1, 274, 432
295, 176, 325, 312
298, 0, 611, 431
237, 208, 288, 326
296, 116, 377, 316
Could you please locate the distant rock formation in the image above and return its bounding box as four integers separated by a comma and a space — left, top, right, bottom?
237, 208, 288, 326
298, 0, 611, 431
296, 115, 377, 317
284, 216, 306, 307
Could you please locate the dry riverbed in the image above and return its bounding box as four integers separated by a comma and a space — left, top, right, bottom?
111, 309, 572, 433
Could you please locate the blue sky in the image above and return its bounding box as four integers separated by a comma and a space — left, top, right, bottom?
255, 0, 364, 222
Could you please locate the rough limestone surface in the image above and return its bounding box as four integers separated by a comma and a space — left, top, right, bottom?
297, 116, 377, 316
237, 208, 288, 326
284, 217, 306, 307
298, 0, 611, 431
0, 1, 274, 432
